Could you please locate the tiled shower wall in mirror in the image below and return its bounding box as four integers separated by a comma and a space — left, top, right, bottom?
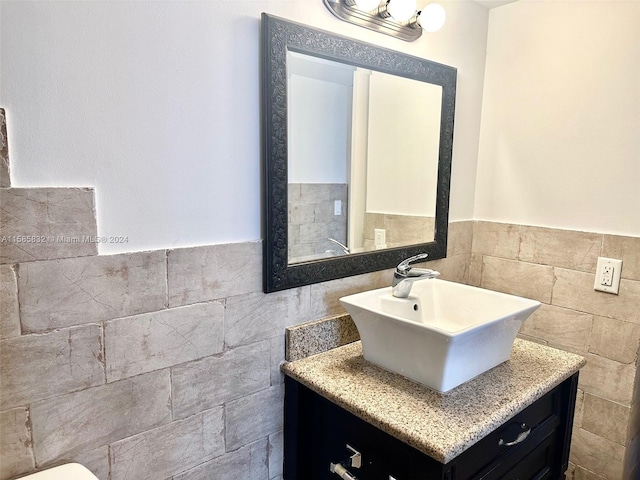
288, 183, 348, 262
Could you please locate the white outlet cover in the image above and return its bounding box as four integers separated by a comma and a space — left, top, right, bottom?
334, 200, 342, 216
594, 257, 623, 294
374, 228, 387, 249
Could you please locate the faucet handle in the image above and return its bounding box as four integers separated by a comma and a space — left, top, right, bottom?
396, 253, 429, 274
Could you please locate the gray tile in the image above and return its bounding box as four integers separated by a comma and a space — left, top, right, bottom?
225, 386, 284, 451
0, 407, 35, 480
105, 302, 224, 382
468, 253, 483, 287
288, 183, 301, 202
330, 183, 348, 198
40, 447, 109, 480
309, 270, 389, 319
481, 256, 554, 303
447, 221, 473, 256
289, 203, 315, 226
0, 108, 10, 188
589, 316, 640, 364
172, 340, 270, 420
0, 264, 20, 339
552, 268, 640, 325
0, 325, 104, 410
288, 243, 315, 262
268, 431, 283, 479
167, 241, 262, 307
572, 464, 607, 480
288, 224, 300, 246
574, 389, 585, 428
173, 438, 268, 480
18, 251, 167, 333
225, 288, 310, 348
110, 407, 224, 480
426, 253, 472, 284
314, 200, 346, 224
472, 221, 520, 259
516, 333, 548, 346
602, 234, 640, 281
270, 335, 285, 385
299, 222, 336, 244
30, 369, 171, 464
384, 214, 434, 246
300, 183, 331, 203
329, 219, 347, 239
519, 304, 593, 352
0, 188, 97, 264
519, 226, 601, 272
578, 353, 636, 406
581, 393, 630, 445
570, 428, 625, 479
363, 213, 384, 238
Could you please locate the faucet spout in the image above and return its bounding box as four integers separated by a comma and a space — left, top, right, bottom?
327, 238, 350, 255
392, 253, 440, 298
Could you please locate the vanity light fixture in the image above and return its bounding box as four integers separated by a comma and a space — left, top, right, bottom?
324, 0, 446, 42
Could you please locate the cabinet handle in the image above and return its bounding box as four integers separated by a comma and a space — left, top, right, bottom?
330, 462, 358, 480
498, 424, 532, 447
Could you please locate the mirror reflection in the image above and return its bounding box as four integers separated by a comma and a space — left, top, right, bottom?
287, 51, 443, 264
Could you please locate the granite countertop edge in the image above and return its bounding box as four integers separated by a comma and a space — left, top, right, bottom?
281, 339, 586, 464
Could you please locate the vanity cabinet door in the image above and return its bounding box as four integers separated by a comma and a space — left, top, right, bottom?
284, 377, 450, 480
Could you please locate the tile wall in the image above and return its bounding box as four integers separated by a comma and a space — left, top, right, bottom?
287, 183, 348, 262
363, 213, 435, 250
0, 106, 475, 480
471, 221, 640, 480
0, 218, 471, 480
2, 108, 637, 479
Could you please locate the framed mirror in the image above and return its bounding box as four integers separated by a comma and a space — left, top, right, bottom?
261, 13, 456, 293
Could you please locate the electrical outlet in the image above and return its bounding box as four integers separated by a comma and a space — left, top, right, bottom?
374, 228, 386, 249
334, 200, 342, 216
594, 257, 622, 294
601, 265, 614, 286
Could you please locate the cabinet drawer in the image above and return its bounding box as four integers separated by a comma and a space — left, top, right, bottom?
492, 431, 558, 480
453, 385, 562, 479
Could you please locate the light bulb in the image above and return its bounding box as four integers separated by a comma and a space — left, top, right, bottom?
353, 0, 382, 11
418, 3, 446, 32
387, 0, 418, 22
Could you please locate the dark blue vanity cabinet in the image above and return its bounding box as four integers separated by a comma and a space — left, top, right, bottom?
283, 374, 579, 480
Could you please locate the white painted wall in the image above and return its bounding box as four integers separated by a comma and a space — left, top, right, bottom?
475, 0, 640, 236
0, 0, 489, 253
288, 75, 351, 184
366, 72, 441, 216
287, 54, 353, 184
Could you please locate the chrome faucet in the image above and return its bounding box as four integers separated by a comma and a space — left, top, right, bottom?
328, 237, 350, 255
392, 253, 440, 298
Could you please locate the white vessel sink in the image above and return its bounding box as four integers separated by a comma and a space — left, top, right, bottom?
339, 279, 540, 392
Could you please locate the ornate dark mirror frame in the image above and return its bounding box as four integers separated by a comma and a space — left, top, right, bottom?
261, 13, 457, 293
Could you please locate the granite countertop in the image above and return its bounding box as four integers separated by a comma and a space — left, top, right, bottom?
281, 338, 586, 464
